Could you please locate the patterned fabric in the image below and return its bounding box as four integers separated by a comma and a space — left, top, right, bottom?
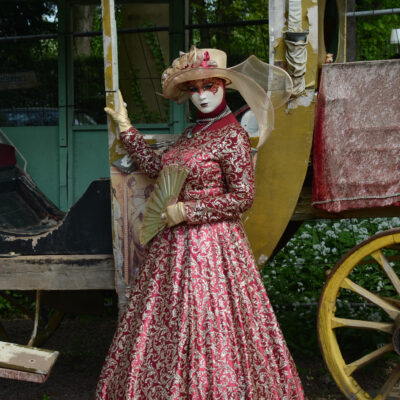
119, 127, 163, 179
96, 116, 304, 399
312, 61, 400, 212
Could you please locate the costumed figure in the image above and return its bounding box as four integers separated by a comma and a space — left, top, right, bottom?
96, 46, 304, 399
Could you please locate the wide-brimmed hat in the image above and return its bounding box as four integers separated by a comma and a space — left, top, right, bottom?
161, 46, 293, 148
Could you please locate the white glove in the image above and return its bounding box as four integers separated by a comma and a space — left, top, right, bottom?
104, 90, 132, 132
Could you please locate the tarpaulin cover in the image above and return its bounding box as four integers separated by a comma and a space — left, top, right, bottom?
312, 60, 400, 212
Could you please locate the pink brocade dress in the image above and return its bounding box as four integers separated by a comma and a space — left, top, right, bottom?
95, 113, 304, 399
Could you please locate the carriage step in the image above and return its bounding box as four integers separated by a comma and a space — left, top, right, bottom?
0, 341, 59, 383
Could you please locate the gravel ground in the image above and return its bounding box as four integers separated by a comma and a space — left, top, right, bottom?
0, 314, 346, 400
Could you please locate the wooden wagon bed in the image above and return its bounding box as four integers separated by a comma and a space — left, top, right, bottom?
0, 254, 114, 291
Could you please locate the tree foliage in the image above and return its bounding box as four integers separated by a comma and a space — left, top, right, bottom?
355, 0, 400, 60
189, 0, 269, 63
0, 2, 57, 66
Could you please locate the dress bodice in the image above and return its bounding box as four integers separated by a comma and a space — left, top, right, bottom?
121, 117, 255, 225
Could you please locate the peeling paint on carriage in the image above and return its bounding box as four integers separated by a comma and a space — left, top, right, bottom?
308, 6, 319, 53
0, 180, 112, 255
102, 0, 128, 312
243, 0, 319, 264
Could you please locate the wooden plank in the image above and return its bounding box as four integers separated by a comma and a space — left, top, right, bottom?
0, 367, 49, 383
0, 341, 58, 375
0, 255, 114, 290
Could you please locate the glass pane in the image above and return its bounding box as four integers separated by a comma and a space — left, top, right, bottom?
0, 2, 58, 127
73, 2, 170, 126
117, 2, 170, 124
73, 3, 106, 125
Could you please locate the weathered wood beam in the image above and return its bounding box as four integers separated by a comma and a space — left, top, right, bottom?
292, 185, 400, 221
0, 255, 114, 290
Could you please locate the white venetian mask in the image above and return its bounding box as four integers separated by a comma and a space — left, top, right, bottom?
184, 78, 225, 114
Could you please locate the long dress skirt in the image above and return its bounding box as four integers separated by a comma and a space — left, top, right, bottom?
96, 121, 304, 399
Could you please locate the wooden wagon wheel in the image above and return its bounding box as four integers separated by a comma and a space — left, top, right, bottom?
318, 228, 400, 399
0, 290, 64, 347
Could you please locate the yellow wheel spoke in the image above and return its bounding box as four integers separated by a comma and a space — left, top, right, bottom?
382, 297, 400, 309
371, 250, 400, 297
344, 343, 394, 376
341, 278, 400, 319
374, 364, 400, 400
331, 317, 394, 334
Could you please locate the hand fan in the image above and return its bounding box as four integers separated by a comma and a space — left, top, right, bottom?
139, 164, 188, 245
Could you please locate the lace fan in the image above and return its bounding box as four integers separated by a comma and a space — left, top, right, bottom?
139, 164, 188, 246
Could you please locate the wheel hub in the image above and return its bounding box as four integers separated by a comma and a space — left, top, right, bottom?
393, 318, 400, 355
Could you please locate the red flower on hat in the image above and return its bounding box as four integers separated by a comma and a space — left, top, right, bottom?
201, 51, 210, 67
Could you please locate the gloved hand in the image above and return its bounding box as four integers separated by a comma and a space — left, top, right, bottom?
165, 202, 187, 227
104, 89, 132, 132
